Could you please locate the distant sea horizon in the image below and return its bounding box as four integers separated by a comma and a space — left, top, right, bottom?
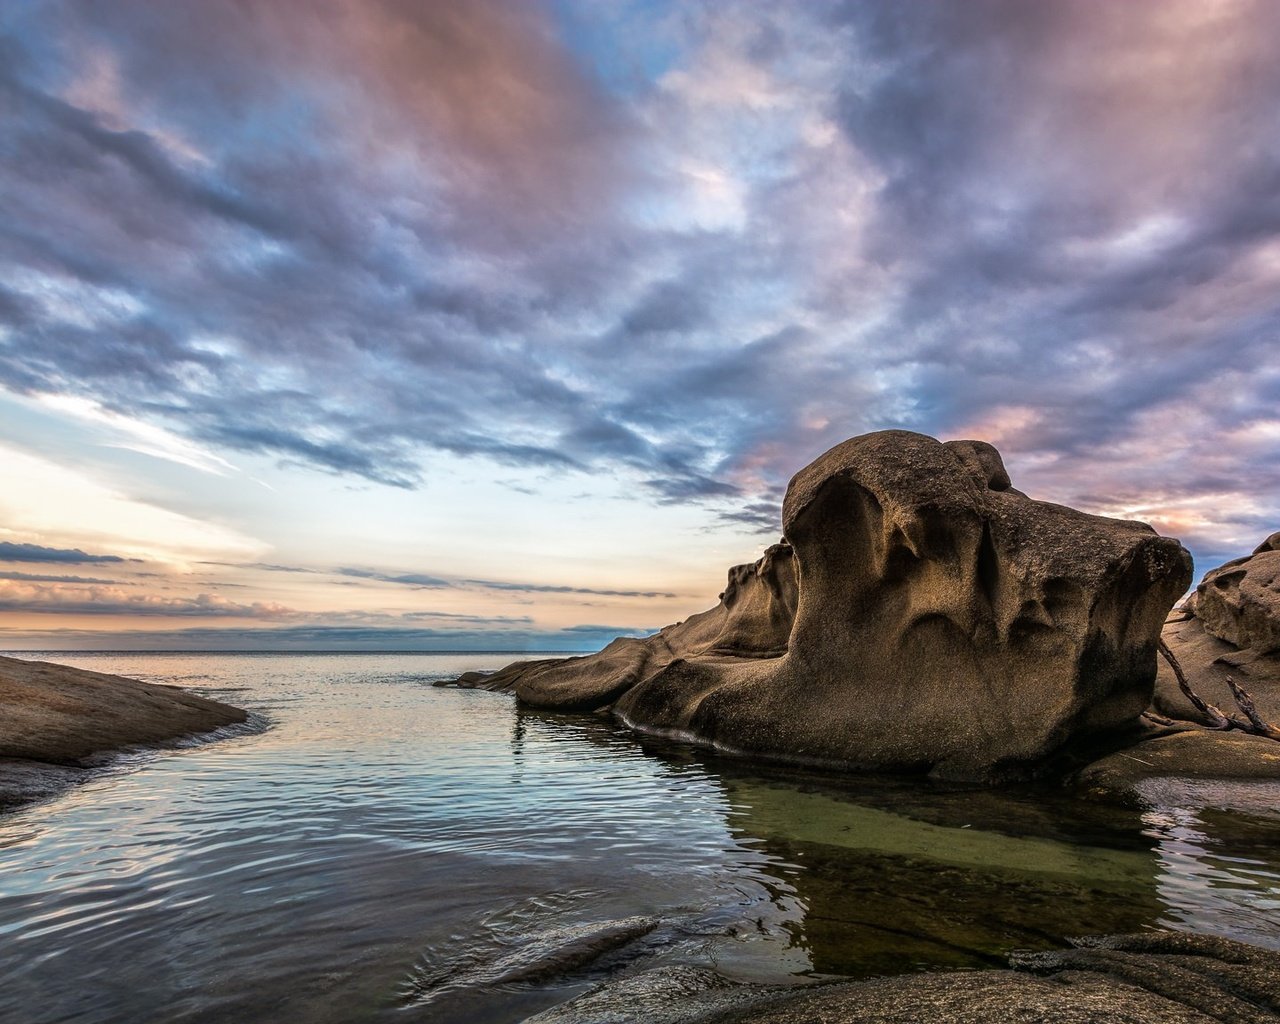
1, 648, 591, 655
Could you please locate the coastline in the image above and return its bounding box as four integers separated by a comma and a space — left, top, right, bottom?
4, 650, 1279, 1024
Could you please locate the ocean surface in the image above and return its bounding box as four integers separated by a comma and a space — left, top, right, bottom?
2, 651, 1279, 1024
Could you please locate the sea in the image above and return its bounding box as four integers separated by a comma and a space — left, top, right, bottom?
1, 651, 1279, 1023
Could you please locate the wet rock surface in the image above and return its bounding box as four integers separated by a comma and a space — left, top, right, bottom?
1077, 726, 1280, 794
445, 431, 1192, 780
402, 915, 660, 1009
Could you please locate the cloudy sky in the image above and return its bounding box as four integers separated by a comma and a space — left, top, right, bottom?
2, 0, 1278, 650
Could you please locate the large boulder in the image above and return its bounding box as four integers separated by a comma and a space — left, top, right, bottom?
445, 431, 1192, 780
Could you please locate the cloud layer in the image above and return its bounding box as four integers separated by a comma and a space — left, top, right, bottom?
0, 542, 129, 564
2, 0, 1279, 646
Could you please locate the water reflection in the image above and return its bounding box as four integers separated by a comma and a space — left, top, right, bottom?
1138, 778, 1280, 950
516, 706, 1280, 978
0, 653, 1277, 1024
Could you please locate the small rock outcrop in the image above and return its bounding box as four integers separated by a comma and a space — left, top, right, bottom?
0, 655, 248, 807
446, 541, 797, 712
445, 431, 1192, 780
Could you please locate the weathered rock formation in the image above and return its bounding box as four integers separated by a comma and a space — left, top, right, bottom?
1082, 531, 1280, 791
445, 430, 1193, 780
1190, 531, 1280, 654
450, 540, 798, 713
1155, 534, 1280, 731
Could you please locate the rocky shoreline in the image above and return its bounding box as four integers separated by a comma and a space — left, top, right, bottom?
525, 931, 1280, 1023
441, 431, 1280, 797
433, 431, 1280, 1019
6, 431, 1280, 1023
0, 654, 249, 808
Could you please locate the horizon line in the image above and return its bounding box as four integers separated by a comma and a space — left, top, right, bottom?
0, 648, 589, 656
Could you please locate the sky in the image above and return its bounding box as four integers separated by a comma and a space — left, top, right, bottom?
2, 0, 1278, 651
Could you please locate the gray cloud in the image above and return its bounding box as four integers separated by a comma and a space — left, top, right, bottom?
462, 579, 678, 600
715, 500, 783, 535
0, 582, 294, 618
821, 1, 1280, 452
0, 570, 126, 584
336, 567, 452, 589
205, 559, 678, 599
199, 561, 322, 575
0, 578, 549, 627
0, 542, 130, 564
560, 623, 654, 635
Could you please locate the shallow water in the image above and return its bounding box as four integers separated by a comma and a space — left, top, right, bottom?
1, 652, 1278, 1023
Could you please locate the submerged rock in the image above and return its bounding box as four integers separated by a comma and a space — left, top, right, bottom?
402, 915, 659, 1008
522, 965, 787, 1024
445, 431, 1192, 780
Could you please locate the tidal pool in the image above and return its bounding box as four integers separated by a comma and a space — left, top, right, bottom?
1, 652, 1278, 1023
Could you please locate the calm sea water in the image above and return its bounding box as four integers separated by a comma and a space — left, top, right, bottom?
2, 651, 1279, 1024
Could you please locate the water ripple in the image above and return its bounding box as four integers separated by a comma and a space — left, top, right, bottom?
0, 652, 1277, 1024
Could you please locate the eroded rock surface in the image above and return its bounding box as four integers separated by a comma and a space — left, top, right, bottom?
444, 431, 1191, 779
1156, 616, 1280, 731
1158, 534, 1280, 734
1085, 532, 1280, 793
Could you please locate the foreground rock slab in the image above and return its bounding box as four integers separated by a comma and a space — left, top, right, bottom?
528, 931, 1280, 1024
0, 655, 247, 807
446, 431, 1192, 780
